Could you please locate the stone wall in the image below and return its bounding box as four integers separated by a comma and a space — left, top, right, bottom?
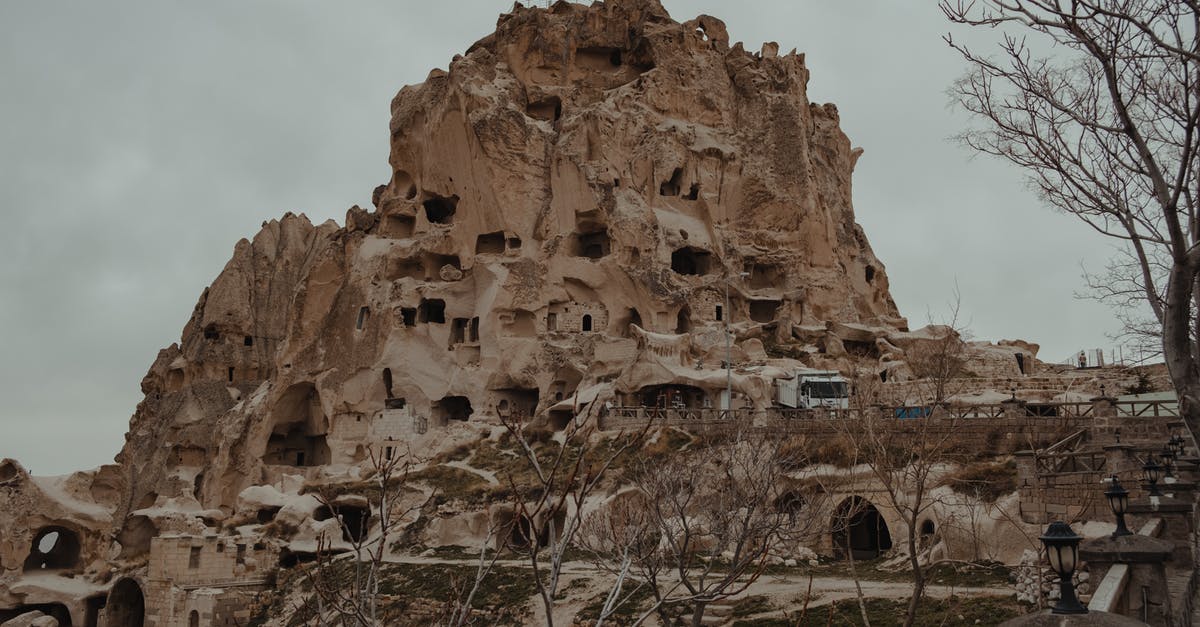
143, 535, 275, 627
599, 406, 1085, 455
149, 535, 274, 586
548, 302, 609, 334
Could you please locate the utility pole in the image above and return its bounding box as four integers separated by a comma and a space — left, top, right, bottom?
723, 270, 749, 413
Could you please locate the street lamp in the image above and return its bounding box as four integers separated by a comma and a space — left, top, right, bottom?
1143, 454, 1164, 497
1040, 521, 1087, 615
1170, 433, 1186, 458
1104, 475, 1132, 538
1160, 444, 1177, 479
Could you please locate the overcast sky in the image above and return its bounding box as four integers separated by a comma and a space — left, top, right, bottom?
0, 1, 1126, 475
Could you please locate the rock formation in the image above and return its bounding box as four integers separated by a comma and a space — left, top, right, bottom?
0, 1, 1137, 625
116, 0, 910, 528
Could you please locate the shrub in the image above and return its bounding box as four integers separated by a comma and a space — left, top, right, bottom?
810, 435, 856, 468
942, 460, 1017, 502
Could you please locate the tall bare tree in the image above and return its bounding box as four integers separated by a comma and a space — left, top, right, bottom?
579, 429, 817, 627
497, 403, 649, 627
304, 445, 429, 626
940, 1, 1200, 431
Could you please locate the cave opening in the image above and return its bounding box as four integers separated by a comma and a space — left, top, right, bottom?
433, 395, 473, 424
572, 229, 611, 259
671, 247, 713, 276
383, 368, 394, 398
422, 194, 459, 224
527, 96, 563, 122
775, 491, 807, 523
831, 497, 893, 561
315, 504, 372, 543
746, 261, 785, 290
106, 578, 146, 627
749, 300, 781, 323
622, 307, 643, 337
392, 169, 417, 200
418, 299, 447, 324
475, 231, 506, 255
660, 167, 683, 196
576, 46, 624, 69
263, 383, 330, 467
494, 388, 540, 419
385, 214, 415, 238
423, 253, 462, 281
450, 318, 469, 345
675, 307, 691, 334
23, 526, 81, 571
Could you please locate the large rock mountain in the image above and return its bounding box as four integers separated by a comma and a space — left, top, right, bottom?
112, 0, 903, 525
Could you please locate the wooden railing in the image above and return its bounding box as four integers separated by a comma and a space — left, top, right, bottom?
607, 407, 742, 422
1036, 449, 1106, 475
1115, 400, 1178, 417
603, 399, 1179, 427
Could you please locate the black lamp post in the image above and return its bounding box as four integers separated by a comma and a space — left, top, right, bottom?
1040, 521, 1087, 614
1143, 454, 1164, 497
1161, 444, 1177, 479
1170, 433, 1186, 458
1104, 475, 1132, 538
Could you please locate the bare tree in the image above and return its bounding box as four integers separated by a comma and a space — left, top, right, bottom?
575, 489, 661, 626
441, 525, 504, 627
941, 1, 1200, 433
838, 392, 963, 627
905, 292, 971, 406
497, 403, 650, 627
578, 429, 816, 627
304, 445, 430, 626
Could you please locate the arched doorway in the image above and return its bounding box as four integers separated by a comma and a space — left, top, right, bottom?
831, 497, 893, 560
919, 519, 936, 550
189, 610, 200, 627
106, 578, 145, 627
675, 307, 691, 334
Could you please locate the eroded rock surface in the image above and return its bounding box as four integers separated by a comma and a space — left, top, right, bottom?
115, 0, 906, 522
0, 2, 1123, 625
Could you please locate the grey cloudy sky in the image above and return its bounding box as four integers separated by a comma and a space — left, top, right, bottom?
0, 1, 1123, 475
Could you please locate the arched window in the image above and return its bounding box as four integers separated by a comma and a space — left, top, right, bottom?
582, 315, 593, 332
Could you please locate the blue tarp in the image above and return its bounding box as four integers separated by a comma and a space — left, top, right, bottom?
894, 406, 933, 419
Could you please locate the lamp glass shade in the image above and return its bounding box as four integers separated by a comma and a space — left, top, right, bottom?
1040, 521, 1081, 578
1105, 477, 1129, 515
1049, 543, 1076, 576
1144, 456, 1163, 483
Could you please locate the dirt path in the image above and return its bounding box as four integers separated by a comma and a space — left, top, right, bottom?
442, 460, 499, 484
385, 554, 1011, 614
